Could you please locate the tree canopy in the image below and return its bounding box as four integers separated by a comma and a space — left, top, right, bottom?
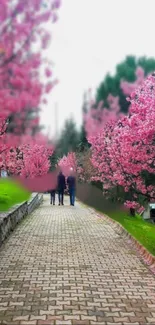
96, 55, 155, 113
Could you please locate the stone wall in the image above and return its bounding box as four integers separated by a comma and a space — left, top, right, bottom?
0, 193, 43, 246
27, 192, 43, 214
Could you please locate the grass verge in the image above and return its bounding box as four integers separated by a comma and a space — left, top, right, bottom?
0, 178, 31, 211
100, 209, 155, 256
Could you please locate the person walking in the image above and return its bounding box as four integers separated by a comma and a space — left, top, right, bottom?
49, 189, 56, 205
48, 172, 57, 205
67, 169, 76, 206
57, 170, 66, 205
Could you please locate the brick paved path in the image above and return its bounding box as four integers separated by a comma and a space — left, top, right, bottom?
0, 195, 155, 325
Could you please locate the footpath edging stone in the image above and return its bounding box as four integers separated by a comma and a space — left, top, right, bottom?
0, 192, 43, 246
87, 206, 155, 275
27, 192, 43, 214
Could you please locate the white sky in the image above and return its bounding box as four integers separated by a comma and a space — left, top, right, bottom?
41, 0, 155, 138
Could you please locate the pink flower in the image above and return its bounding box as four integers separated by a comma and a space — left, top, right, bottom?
45, 68, 52, 78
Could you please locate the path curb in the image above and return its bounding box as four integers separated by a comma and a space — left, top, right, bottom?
0, 193, 43, 247
87, 206, 155, 275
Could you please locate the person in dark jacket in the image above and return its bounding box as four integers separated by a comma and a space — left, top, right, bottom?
67, 169, 76, 206
57, 171, 66, 205
48, 172, 57, 205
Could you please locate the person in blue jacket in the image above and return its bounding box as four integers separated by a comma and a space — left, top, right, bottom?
67, 168, 76, 206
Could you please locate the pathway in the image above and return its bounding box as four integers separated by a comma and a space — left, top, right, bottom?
0, 195, 155, 325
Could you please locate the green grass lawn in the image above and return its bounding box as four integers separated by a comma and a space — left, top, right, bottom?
103, 209, 155, 256
0, 178, 31, 211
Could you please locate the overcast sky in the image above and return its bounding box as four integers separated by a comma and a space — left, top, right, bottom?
40, 0, 155, 138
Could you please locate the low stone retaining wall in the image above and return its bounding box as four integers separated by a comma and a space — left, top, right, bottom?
27, 192, 43, 214
87, 206, 155, 275
0, 193, 43, 246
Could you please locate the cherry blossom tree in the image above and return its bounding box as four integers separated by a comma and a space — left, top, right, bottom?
0, 0, 61, 178
76, 148, 95, 183
83, 94, 124, 138
82, 66, 153, 213
89, 74, 155, 214
0, 0, 60, 127
58, 152, 77, 177
4, 135, 54, 177
96, 56, 155, 114
84, 67, 146, 140
57, 149, 96, 184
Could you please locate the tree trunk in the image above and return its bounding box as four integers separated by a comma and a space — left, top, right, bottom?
130, 208, 135, 216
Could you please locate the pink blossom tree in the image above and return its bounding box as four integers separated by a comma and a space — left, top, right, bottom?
89, 74, 155, 214
95, 56, 155, 115
58, 152, 77, 177
76, 148, 96, 183
4, 134, 54, 177
0, 0, 60, 127
58, 149, 96, 184
83, 94, 124, 139
0, 0, 61, 178
84, 67, 146, 140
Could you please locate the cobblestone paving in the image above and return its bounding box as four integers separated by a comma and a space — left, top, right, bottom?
0, 195, 155, 325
